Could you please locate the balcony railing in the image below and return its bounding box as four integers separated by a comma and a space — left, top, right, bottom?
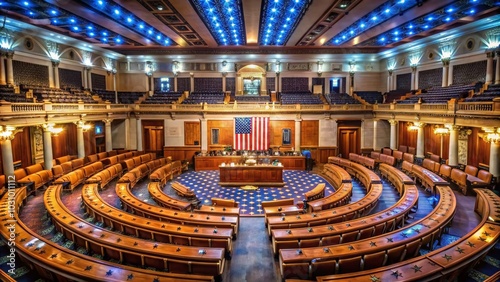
0, 100, 498, 119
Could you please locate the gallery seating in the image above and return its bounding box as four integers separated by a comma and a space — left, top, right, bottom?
143, 91, 182, 104
280, 91, 323, 105
354, 91, 383, 104
182, 91, 225, 104
324, 93, 360, 104
398, 84, 474, 104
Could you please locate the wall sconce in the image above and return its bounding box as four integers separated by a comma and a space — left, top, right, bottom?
483, 128, 500, 143
275, 61, 281, 74
407, 122, 420, 131
433, 126, 449, 136
221, 60, 228, 76
348, 61, 356, 74
45, 123, 64, 136
172, 61, 180, 76
0, 23, 14, 51
77, 120, 92, 132
484, 28, 500, 50
145, 61, 154, 77
0, 125, 15, 141
317, 61, 323, 77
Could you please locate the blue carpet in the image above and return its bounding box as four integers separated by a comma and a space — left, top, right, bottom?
170, 170, 336, 215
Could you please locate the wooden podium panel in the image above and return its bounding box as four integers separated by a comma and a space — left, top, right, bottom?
219, 165, 284, 186
195, 156, 305, 171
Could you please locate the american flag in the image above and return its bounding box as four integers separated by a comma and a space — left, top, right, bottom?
233, 117, 269, 150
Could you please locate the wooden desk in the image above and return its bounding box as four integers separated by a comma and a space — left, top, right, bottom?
219, 165, 284, 186
195, 156, 305, 171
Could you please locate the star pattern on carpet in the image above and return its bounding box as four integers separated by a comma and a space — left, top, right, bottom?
173, 170, 335, 216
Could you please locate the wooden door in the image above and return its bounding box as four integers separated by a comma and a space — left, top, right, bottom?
144, 126, 164, 154
338, 128, 359, 158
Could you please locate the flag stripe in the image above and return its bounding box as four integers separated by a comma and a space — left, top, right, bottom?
234, 117, 269, 150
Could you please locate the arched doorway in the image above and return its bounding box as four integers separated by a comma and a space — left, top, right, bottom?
236, 64, 267, 95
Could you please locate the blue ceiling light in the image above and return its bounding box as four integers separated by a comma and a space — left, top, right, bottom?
190, 0, 246, 45
70, 18, 75, 23
23, 1, 29, 6
326, 0, 418, 46
113, 9, 119, 15
97, 0, 104, 5
89, 32, 95, 37
357, 0, 496, 47
73, 26, 79, 31
258, 0, 311, 45
50, 10, 57, 15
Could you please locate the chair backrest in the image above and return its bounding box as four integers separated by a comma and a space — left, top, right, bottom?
398, 145, 408, 153
386, 245, 406, 264
362, 251, 387, 270
25, 163, 44, 175
430, 154, 440, 163
477, 170, 492, 183
336, 256, 362, 274
439, 164, 452, 178
465, 165, 478, 176
408, 147, 416, 155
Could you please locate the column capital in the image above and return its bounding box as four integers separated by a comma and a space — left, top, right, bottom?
496, 50, 500, 57
389, 119, 398, 125
51, 60, 60, 67
103, 119, 113, 125
411, 65, 417, 72
441, 57, 451, 66
486, 51, 495, 58
5, 51, 14, 59
388, 69, 393, 76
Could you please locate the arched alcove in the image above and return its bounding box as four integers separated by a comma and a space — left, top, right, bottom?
236, 64, 267, 95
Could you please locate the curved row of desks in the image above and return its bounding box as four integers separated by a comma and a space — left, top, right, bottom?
116, 182, 239, 238
82, 184, 234, 255
45, 184, 226, 278
279, 158, 457, 280
271, 163, 419, 256
0, 187, 214, 282
316, 188, 500, 281
266, 161, 383, 236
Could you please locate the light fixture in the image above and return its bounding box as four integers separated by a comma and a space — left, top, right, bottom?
483, 128, 500, 143
221, 60, 228, 76
0, 18, 14, 51
275, 61, 281, 74
45, 123, 64, 136
0, 125, 15, 141
349, 61, 356, 75
145, 61, 154, 77
439, 40, 455, 64
317, 61, 323, 76
407, 122, 420, 131
484, 28, 500, 50
172, 61, 180, 76
433, 126, 449, 135
77, 120, 92, 132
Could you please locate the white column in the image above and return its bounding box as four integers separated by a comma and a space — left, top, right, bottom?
87, 68, 92, 91
485, 52, 494, 85
349, 72, 354, 95
442, 59, 450, 87
448, 125, 459, 166
1, 139, 15, 178
439, 135, 444, 158
448, 62, 454, 86
222, 75, 226, 93
124, 117, 130, 150
490, 141, 500, 178
0, 53, 6, 85
387, 71, 393, 92
308, 77, 312, 92
6, 52, 14, 85
174, 76, 178, 92
190, 73, 194, 92
360, 120, 365, 149
495, 51, 500, 85
389, 119, 398, 150
136, 117, 143, 151
416, 123, 425, 159
261, 75, 267, 95
82, 67, 88, 89
295, 119, 301, 150
77, 125, 85, 159
53, 62, 60, 89
410, 66, 417, 90
373, 120, 379, 151
112, 72, 117, 103
48, 62, 54, 88
42, 127, 53, 170
104, 119, 113, 152
200, 118, 208, 152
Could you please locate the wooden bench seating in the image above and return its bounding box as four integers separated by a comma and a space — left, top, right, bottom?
55, 155, 75, 165
422, 158, 440, 174
451, 168, 468, 195
315, 189, 500, 282
45, 185, 226, 279
87, 183, 235, 253
405, 160, 449, 195
150, 161, 178, 187
211, 197, 238, 207
382, 147, 392, 156
15, 165, 54, 195
304, 183, 326, 201
172, 181, 196, 198
269, 158, 382, 236
148, 181, 192, 211
117, 163, 149, 188
86, 163, 123, 190
0, 187, 214, 282
403, 152, 414, 163
271, 164, 418, 256
196, 205, 241, 217
263, 199, 302, 221
279, 185, 456, 280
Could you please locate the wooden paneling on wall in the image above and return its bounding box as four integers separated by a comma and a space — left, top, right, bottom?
270, 120, 295, 149
184, 121, 200, 146
142, 120, 164, 154
301, 120, 319, 147
52, 123, 78, 159
207, 120, 234, 150
468, 128, 490, 167
398, 121, 417, 149
424, 125, 449, 160
12, 129, 32, 169
164, 146, 200, 162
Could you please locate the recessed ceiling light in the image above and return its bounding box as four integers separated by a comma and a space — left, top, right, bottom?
157, 5, 163, 10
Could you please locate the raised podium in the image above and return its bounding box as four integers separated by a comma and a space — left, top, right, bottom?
219, 164, 284, 187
